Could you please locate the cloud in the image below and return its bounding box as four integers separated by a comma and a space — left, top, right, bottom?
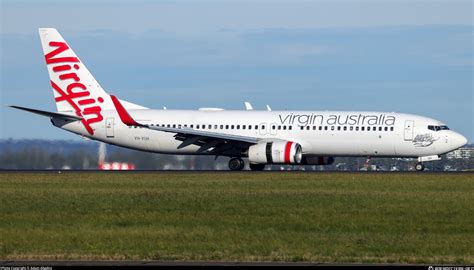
278, 44, 326, 57
1, 1, 472, 35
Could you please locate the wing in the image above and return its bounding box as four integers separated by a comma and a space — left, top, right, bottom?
110, 95, 259, 156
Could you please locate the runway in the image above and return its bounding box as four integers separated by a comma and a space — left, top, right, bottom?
0, 169, 473, 174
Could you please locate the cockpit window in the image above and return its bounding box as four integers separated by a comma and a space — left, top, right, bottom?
428, 125, 449, 131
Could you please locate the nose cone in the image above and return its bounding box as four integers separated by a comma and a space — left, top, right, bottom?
453, 133, 468, 149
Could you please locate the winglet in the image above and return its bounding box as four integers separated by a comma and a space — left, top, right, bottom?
110, 95, 141, 126
244, 102, 253, 110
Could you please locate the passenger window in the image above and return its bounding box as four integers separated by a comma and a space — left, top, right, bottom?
283, 126, 287, 130
343, 126, 347, 131
324, 126, 328, 131
313, 126, 317, 130
300, 126, 304, 131
390, 127, 394, 131
379, 127, 382, 131
226, 125, 229, 129
272, 125, 276, 130
337, 126, 341, 131
167, 124, 170, 128
255, 125, 258, 129
208, 125, 212, 129
237, 125, 240, 129
278, 126, 282, 130
220, 125, 223, 129
243, 125, 246, 130
289, 126, 292, 130
319, 126, 323, 131
231, 125, 235, 129
356, 126, 359, 131
261, 125, 265, 129
248, 125, 252, 130
350, 126, 353, 131
384, 127, 388, 131
190, 124, 194, 128
361, 127, 365, 131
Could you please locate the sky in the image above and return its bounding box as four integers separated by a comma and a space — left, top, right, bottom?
0, 0, 473, 142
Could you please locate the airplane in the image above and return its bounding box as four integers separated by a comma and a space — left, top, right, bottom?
11, 28, 468, 171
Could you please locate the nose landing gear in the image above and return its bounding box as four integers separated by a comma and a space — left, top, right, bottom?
228, 158, 245, 171
415, 162, 425, 171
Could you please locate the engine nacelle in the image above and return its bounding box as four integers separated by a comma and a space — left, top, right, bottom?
301, 156, 335, 165
249, 141, 302, 164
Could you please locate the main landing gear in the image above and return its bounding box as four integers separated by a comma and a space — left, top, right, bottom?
415, 162, 425, 172
228, 158, 245, 171
228, 158, 266, 171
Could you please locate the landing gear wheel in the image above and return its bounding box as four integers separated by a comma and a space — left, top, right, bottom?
415, 162, 425, 172
249, 163, 266, 171
228, 158, 245, 171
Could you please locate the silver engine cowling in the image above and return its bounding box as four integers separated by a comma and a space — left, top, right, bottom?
248, 141, 303, 164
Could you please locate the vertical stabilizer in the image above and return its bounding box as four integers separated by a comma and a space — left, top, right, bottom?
38, 28, 113, 135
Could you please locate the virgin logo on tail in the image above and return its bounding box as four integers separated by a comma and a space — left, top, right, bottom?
45, 41, 104, 135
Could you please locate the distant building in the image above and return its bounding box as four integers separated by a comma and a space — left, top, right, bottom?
446, 148, 472, 160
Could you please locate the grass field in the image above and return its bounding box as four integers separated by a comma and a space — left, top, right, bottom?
0, 172, 473, 264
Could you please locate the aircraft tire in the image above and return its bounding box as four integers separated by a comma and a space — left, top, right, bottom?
415, 162, 425, 171
229, 158, 245, 171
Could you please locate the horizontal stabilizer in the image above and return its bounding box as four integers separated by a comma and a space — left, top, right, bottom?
10, 105, 83, 121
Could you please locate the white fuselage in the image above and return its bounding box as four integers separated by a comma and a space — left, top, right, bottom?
55, 109, 467, 159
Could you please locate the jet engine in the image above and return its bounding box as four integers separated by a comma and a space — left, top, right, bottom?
301, 156, 335, 165
248, 141, 302, 164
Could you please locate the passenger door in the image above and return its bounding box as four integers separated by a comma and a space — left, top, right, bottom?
404, 120, 414, 141
106, 117, 115, 138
